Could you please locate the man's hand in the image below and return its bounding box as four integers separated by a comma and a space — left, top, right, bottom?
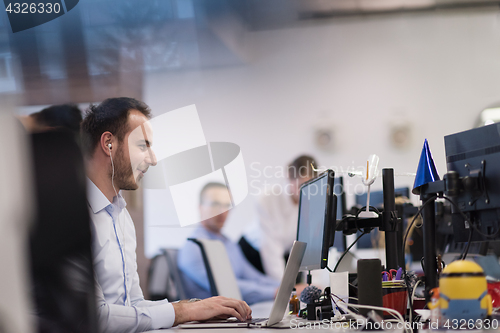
172, 296, 252, 326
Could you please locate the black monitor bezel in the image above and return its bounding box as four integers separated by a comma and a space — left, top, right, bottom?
445, 124, 500, 242
296, 169, 336, 271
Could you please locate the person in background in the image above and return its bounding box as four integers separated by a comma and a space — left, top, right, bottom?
81, 97, 251, 333
178, 182, 280, 305
240, 155, 318, 281
20, 103, 82, 134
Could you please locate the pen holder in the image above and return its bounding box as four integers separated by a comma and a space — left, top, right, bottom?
382, 284, 407, 318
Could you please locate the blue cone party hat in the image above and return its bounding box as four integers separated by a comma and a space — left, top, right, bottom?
412, 139, 440, 195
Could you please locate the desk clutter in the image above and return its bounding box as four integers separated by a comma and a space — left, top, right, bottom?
287, 127, 500, 331
288, 257, 499, 330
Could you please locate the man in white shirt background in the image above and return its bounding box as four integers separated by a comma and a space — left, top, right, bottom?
81, 97, 251, 332
240, 155, 318, 281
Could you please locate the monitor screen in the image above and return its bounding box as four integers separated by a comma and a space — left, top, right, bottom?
445, 123, 500, 242
296, 170, 337, 271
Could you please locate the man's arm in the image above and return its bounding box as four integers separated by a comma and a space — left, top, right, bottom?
94, 275, 175, 332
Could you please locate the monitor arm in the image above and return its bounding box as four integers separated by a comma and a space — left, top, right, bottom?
418, 162, 486, 302
334, 169, 402, 270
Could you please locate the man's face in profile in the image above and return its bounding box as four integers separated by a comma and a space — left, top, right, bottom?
115, 110, 157, 190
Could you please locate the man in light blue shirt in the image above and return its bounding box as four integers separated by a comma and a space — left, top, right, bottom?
81, 98, 251, 332
178, 182, 280, 305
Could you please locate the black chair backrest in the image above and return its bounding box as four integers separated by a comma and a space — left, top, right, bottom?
148, 248, 187, 301
187, 238, 218, 297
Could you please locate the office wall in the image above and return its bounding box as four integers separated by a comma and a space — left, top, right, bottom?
143, 9, 500, 257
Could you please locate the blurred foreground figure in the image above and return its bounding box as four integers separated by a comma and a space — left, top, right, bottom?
0, 112, 35, 333
20, 104, 82, 134
81, 97, 251, 332
30, 128, 98, 333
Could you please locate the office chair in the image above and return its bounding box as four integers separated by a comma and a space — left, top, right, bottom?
188, 238, 242, 300
148, 248, 187, 301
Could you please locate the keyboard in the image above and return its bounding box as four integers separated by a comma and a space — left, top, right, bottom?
243, 317, 268, 324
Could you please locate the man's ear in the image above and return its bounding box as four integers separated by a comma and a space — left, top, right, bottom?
100, 132, 114, 156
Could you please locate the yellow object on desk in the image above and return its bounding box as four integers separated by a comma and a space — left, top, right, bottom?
430, 260, 492, 324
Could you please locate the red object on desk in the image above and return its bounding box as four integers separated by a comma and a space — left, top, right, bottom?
487, 281, 500, 310
382, 287, 408, 318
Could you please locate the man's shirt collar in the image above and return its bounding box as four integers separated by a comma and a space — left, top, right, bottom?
198, 225, 228, 242
86, 178, 126, 214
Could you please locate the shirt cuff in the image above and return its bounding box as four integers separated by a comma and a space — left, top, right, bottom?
148, 301, 175, 329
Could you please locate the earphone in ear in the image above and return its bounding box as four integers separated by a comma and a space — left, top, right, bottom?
108, 143, 112, 150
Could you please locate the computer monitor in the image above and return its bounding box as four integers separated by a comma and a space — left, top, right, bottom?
296, 169, 337, 271
333, 177, 346, 251
445, 123, 500, 242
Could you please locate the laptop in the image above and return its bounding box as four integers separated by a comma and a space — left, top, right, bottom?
179, 240, 307, 329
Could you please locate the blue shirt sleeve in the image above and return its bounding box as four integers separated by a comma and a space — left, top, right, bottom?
228, 240, 280, 304
177, 239, 212, 298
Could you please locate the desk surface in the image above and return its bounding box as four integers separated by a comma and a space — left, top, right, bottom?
148, 301, 304, 332
149, 319, 407, 332
149, 318, 362, 332
148, 301, 407, 332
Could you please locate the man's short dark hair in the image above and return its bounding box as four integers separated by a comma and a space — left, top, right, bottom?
80, 97, 151, 156
31, 104, 82, 133
288, 155, 318, 179
200, 182, 228, 205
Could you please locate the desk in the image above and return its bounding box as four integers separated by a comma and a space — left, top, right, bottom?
148, 301, 406, 332
149, 319, 406, 332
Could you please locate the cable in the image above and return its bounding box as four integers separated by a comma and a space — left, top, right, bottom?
109, 149, 130, 307
401, 195, 438, 271
109, 147, 119, 200
330, 206, 378, 272
333, 231, 368, 272
409, 279, 422, 324
410, 280, 421, 309
459, 227, 473, 260
401, 192, 438, 316
333, 293, 409, 332
336, 301, 409, 333
330, 294, 359, 315
331, 295, 362, 320
405, 275, 414, 324
440, 196, 500, 239
400, 195, 437, 326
